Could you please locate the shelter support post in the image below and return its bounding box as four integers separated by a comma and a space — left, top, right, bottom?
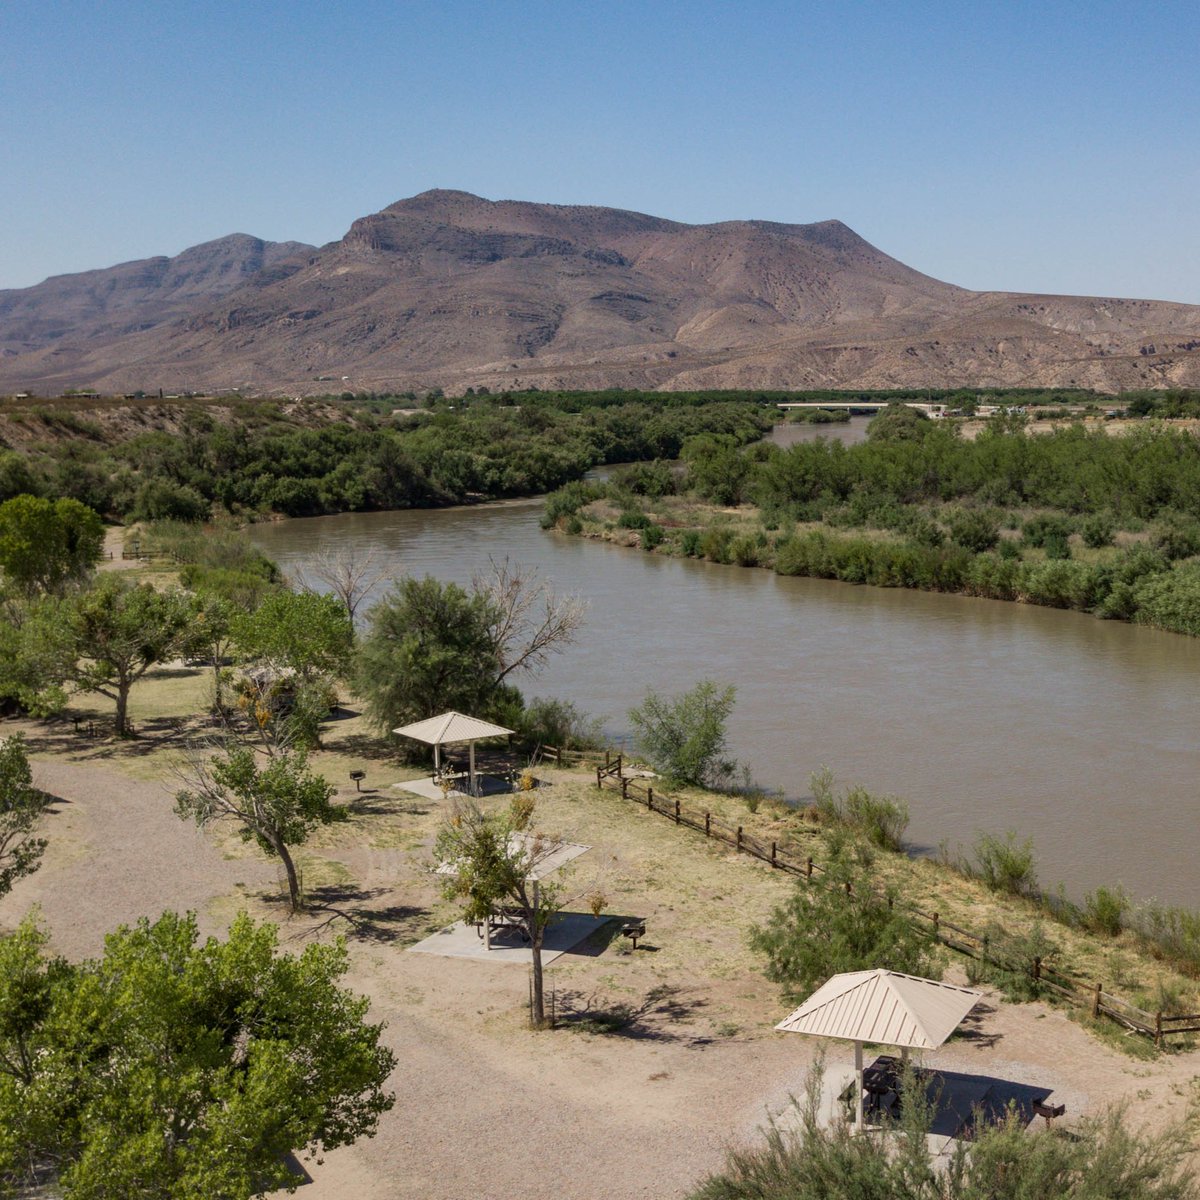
855, 1040, 864, 1129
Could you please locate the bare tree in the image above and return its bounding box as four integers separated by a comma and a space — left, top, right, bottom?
472, 557, 587, 686
293, 547, 391, 623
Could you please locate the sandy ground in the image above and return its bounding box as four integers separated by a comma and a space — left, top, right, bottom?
6, 752, 1200, 1199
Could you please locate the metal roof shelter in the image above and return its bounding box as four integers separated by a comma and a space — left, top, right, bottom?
393, 711, 514, 796
776, 969, 982, 1128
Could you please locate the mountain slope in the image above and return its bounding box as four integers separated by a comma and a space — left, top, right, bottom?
1, 191, 1196, 394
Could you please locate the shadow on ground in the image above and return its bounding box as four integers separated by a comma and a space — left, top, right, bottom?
953, 1001, 1002, 1049
268, 884, 432, 945
553, 983, 709, 1041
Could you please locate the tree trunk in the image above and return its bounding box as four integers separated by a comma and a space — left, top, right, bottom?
114, 682, 131, 737
275, 839, 302, 912
530, 936, 546, 1028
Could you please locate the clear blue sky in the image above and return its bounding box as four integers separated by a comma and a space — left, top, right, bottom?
2, 0, 1197, 302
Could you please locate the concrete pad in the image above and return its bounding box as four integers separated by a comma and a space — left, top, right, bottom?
408, 912, 609, 965
393, 774, 515, 801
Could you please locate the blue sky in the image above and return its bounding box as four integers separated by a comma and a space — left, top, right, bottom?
2, 1, 1197, 301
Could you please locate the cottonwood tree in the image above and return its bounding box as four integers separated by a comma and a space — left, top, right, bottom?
175, 743, 343, 912
0, 734, 48, 898
0, 911, 395, 1199
356, 564, 585, 731
0, 495, 104, 595
230, 590, 354, 684
434, 798, 566, 1027
65, 576, 195, 735
295, 546, 391, 623
355, 576, 503, 728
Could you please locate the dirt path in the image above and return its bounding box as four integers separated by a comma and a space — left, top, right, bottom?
3, 758, 274, 958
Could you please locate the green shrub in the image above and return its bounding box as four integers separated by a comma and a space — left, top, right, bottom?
973, 830, 1038, 896
1153, 519, 1200, 561
680, 529, 701, 557
1081, 512, 1115, 548
698, 527, 733, 564
1132, 562, 1200, 636
1083, 885, 1128, 937
692, 1071, 1199, 1200
640, 523, 665, 549
617, 509, 650, 530
946, 507, 1000, 552
750, 857, 939, 1002
967, 922, 1060, 1002
1022, 513, 1074, 548
730, 534, 759, 566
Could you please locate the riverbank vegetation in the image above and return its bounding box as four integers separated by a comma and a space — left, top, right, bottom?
0, 395, 771, 521
545, 404, 1200, 638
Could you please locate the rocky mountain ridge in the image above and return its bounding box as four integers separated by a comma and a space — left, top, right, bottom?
1, 190, 1197, 394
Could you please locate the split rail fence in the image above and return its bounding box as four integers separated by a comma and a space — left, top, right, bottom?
585, 750, 1200, 1047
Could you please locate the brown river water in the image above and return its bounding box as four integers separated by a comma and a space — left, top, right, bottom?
247, 418, 1200, 906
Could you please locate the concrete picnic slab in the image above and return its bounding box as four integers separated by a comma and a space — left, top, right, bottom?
408, 912, 609, 965
393, 774, 515, 801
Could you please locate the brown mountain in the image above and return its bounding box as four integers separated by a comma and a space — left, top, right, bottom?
2, 190, 1198, 395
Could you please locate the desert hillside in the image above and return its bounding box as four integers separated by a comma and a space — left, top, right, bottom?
1, 190, 1197, 395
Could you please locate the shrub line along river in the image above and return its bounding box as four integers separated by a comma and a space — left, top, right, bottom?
247, 419, 1200, 908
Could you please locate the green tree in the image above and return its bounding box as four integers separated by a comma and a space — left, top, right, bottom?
64, 576, 194, 735
231, 590, 354, 683
0, 911, 395, 1199
175, 744, 343, 912
0, 594, 73, 716
750, 858, 939, 1001
434, 799, 565, 1027
0, 495, 104, 594
627, 679, 738, 787
355, 576, 502, 729
0, 734, 48, 898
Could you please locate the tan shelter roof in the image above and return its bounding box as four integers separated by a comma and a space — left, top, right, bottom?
392, 711, 514, 745
775, 969, 982, 1050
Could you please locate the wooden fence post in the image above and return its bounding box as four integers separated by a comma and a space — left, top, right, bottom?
596, 765, 601, 788
616, 753, 623, 778
1155, 1012, 1163, 1048
705, 812, 711, 837
647, 786, 654, 810
771, 841, 777, 867
736, 826, 742, 852
605, 749, 610, 771
621, 777, 629, 800
674, 799, 680, 825
805, 857, 813, 879
932, 912, 939, 936
1092, 982, 1101, 1018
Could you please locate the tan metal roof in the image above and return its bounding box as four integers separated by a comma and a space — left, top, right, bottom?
392, 711, 515, 746
775, 969, 982, 1049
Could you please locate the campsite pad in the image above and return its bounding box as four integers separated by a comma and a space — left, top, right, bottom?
394, 775, 515, 801
408, 912, 609, 965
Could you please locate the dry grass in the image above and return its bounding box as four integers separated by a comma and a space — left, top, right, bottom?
14, 652, 1200, 1046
